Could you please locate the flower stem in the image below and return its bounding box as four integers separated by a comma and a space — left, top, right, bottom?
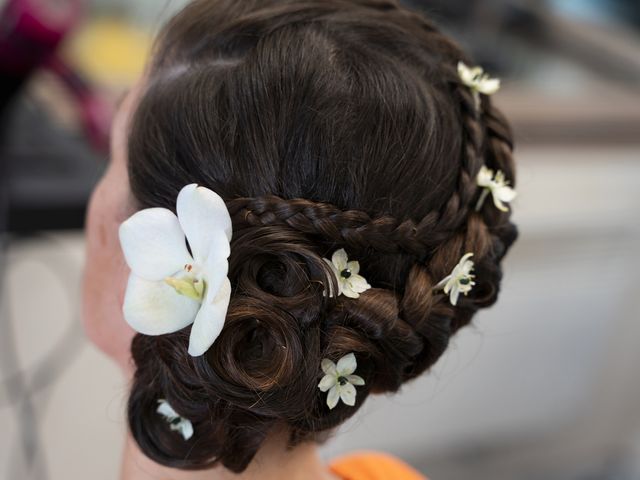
475, 188, 489, 211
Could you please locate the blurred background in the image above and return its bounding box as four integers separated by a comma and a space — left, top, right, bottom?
0, 0, 639, 479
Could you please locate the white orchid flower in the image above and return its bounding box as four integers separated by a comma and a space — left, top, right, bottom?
457, 61, 500, 109
156, 399, 193, 440
119, 183, 232, 357
318, 353, 365, 409
433, 252, 476, 306
475, 165, 517, 212
322, 248, 371, 299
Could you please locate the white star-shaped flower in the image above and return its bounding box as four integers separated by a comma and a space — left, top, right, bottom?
322, 248, 371, 298
317, 353, 365, 409
156, 399, 194, 440
475, 165, 517, 212
457, 61, 500, 109
433, 252, 476, 306
118, 183, 233, 356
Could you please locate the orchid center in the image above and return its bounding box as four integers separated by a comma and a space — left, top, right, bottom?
164, 264, 206, 301
340, 268, 351, 279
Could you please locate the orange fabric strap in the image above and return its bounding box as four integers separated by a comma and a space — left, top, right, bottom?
328, 451, 428, 480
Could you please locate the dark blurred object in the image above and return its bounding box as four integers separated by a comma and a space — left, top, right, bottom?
0, 0, 82, 112
0, 0, 111, 233
406, 0, 640, 29
1, 92, 105, 233
0, 0, 112, 151
406, 0, 640, 81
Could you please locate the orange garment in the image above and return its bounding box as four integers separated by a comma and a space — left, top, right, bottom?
328, 451, 428, 480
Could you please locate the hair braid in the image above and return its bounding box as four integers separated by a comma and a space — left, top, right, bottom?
225, 84, 485, 262
333, 8, 516, 381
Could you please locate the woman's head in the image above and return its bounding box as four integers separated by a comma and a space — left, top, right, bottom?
84, 0, 518, 473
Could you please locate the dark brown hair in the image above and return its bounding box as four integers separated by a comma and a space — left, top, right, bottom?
126, 0, 518, 473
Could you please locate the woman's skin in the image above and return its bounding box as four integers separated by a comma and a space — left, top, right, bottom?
82, 81, 341, 480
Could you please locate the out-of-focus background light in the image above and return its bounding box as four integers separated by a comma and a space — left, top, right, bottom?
0, 1, 639, 479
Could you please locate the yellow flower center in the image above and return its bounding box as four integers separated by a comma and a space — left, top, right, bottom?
164, 264, 205, 301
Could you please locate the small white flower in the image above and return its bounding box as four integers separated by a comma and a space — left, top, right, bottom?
119, 183, 233, 357
156, 399, 193, 440
318, 353, 365, 409
457, 61, 500, 109
475, 165, 517, 212
457, 61, 501, 95
433, 252, 476, 306
322, 248, 371, 298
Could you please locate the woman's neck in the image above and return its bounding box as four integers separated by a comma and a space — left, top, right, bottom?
120, 428, 341, 480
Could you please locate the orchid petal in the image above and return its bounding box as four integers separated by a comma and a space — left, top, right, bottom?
119, 208, 192, 281
123, 274, 200, 335
498, 186, 517, 202
156, 399, 179, 419
331, 248, 348, 271
450, 285, 461, 306
187, 277, 231, 356
321, 358, 337, 376
433, 274, 451, 291
327, 385, 340, 409
174, 419, 194, 440
202, 246, 230, 302
346, 275, 371, 294
318, 374, 337, 392
457, 62, 474, 84
346, 374, 365, 386
347, 260, 360, 275
336, 353, 357, 376
460, 252, 474, 264
492, 196, 509, 212
478, 78, 500, 94
177, 184, 232, 263
476, 166, 494, 187
339, 382, 357, 406
341, 286, 361, 298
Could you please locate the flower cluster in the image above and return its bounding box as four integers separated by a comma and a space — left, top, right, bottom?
314, 250, 371, 407
434, 154, 515, 306
322, 248, 371, 298
433, 252, 476, 306
156, 399, 193, 440
475, 165, 517, 212
457, 61, 500, 110
318, 353, 365, 409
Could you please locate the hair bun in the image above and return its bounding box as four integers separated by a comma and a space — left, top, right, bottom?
125, 0, 518, 473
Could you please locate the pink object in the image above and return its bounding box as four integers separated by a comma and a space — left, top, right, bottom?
0, 0, 83, 74
46, 55, 113, 153
0, 0, 112, 154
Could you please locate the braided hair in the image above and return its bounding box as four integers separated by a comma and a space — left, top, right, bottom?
126, 0, 518, 472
